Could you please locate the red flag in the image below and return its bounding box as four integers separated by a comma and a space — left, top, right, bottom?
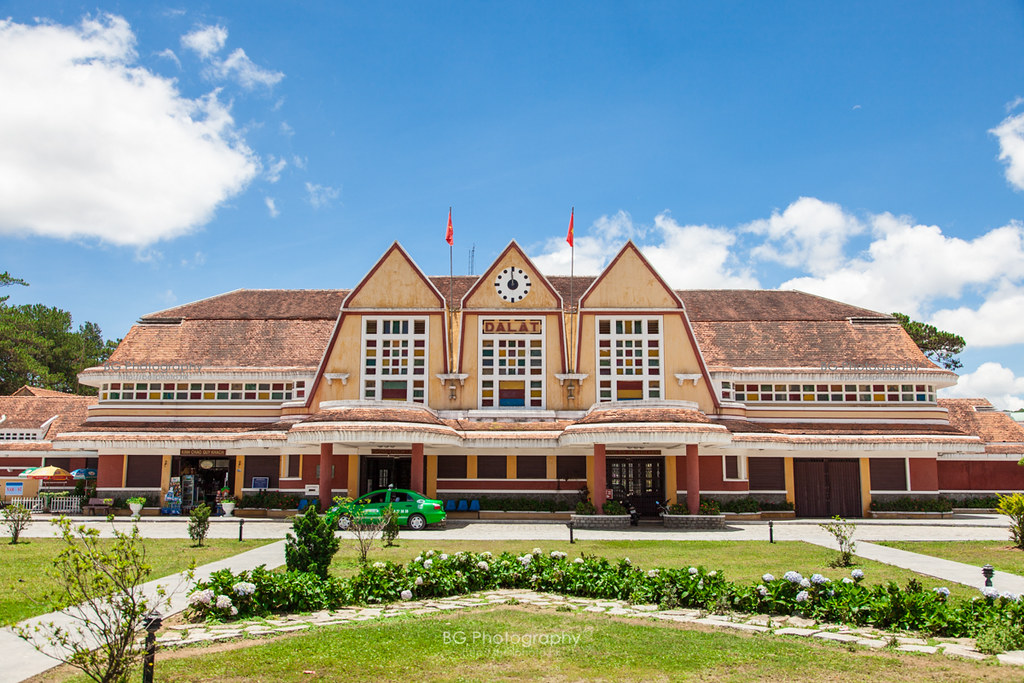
445, 208, 453, 246
566, 207, 574, 247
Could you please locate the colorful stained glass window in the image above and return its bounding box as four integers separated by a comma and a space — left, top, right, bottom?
362, 317, 429, 403
479, 319, 545, 408
596, 317, 662, 402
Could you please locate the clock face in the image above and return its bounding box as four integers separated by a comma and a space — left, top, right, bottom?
494, 267, 532, 303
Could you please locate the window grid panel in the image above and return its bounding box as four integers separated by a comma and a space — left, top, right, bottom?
99, 380, 305, 403
361, 317, 429, 404
479, 319, 545, 408
596, 316, 663, 402
729, 382, 936, 403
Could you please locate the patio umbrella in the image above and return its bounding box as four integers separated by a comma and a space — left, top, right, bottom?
70, 468, 97, 480
17, 467, 39, 478
26, 466, 71, 479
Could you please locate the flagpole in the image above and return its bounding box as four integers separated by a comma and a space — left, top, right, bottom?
448, 207, 454, 374
568, 207, 575, 373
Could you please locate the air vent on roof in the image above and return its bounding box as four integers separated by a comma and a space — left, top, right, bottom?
848, 316, 897, 325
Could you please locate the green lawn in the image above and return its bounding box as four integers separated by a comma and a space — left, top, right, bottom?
329, 539, 978, 599
0, 538, 273, 626
43, 608, 1017, 682
875, 540, 1024, 577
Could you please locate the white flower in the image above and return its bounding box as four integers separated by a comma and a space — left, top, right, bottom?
188, 589, 215, 607
230, 606, 238, 616
573, 558, 584, 564
757, 585, 768, 597
799, 578, 811, 588
372, 562, 385, 569
647, 569, 659, 578
551, 551, 567, 560
440, 554, 448, 560
842, 577, 854, 585
415, 577, 424, 586
232, 581, 256, 597
982, 587, 999, 599
795, 590, 809, 603
697, 580, 704, 588
531, 574, 539, 582
851, 569, 864, 580
519, 555, 532, 566
478, 561, 489, 571
783, 571, 803, 583
762, 573, 775, 583
532, 547, 542, 556
708, 571, 717, 578
401, 590, 413, 601
424, 559, 433, 569
1002, 591, 1018, 601
688, 567, 698, 575
414, 556, 423, 563
426, 550, 435, 557
215, 595, 233, 610
933, 587, 950, 597
624, 558, 631, 565
482, 551, 492, 558
455, 571, 463, 578
811, 574, 826, 585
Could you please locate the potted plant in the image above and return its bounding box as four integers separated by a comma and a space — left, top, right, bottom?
126, 496, 146, 518
221, 495, 237, 517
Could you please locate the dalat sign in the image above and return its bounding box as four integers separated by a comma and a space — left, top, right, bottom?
482, 319, 543, 334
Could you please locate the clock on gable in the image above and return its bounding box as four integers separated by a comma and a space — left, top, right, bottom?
494, 266, 532, 303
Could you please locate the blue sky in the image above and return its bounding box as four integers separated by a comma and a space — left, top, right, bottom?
3, 2, 1024, 406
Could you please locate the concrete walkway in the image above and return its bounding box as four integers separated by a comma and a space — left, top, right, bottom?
0, 540, 286, 683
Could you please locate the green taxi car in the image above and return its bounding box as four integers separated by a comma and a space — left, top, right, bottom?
326, 488, 446, 530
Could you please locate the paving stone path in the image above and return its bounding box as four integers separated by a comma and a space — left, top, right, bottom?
157, 588, 1024, 668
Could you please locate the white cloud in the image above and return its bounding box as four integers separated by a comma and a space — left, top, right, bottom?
305, 182, 339, 208
930, 281, 1024, 348
156, 48, 180, 69
265, 197, 279, 218
0, 15, 258, 246
940, 362, 1024, 411
780, 214, 1024, 319
181, 24, 283, 90
264, 155, 287, 183
746, 196, 864, 276
180, 251, 206, 268
992, 107, 1024, 191
181, 24, 227, 59
530, 210, 758, 288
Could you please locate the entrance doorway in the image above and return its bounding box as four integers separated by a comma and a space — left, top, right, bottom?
606, 457, 665, 516
362, 456, 411, 495
793, 459, 862, 518
173, 456, 234, 509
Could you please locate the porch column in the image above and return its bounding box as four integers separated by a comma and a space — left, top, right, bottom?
319, 443, 333, 511
593, 444, 607, 513
411, 442, 425, 493
686, 444, 700, 514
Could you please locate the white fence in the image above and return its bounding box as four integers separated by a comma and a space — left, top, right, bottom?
10, 496, 83, 514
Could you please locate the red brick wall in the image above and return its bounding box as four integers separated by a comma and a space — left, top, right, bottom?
938, 460, 1024, 491
677, 455, 749, 492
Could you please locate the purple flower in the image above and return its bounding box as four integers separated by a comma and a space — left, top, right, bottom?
784, 571, 803, 583
401, 589, 413, 600
933, 586, 950, 598
795, 590, 809, 603
851, 569, 864, 580
757, 585, 768, 597
762, 573, 775, 582
811, 574, 827, 585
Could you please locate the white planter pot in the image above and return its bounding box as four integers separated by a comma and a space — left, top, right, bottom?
222, 502, 236, 517
128, 503, 144, 518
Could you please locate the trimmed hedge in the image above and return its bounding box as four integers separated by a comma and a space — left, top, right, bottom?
869, 497, 953, 513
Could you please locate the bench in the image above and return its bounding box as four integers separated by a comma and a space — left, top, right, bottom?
82, 498, 112, 516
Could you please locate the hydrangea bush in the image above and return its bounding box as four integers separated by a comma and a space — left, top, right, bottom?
186, 549, 1024, 640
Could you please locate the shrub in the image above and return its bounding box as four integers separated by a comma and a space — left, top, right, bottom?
997, 493, 1024, 550
188, 503, 212, 547
237, 491, 302, 509
382, 507, 399, 547
869, 497, 953, 513
820, 516, 856, 567
948, 495, 1000, 509
2, 503, 31, 544
975, 619, 1024, 654
698, 499, 720, 516
285, 506, 341, 578
126, 496, 147, 506
575, 500, 596, 515
705, 496, 760, 514
602, 500, 627, 515
475, 495, 577, 512
667, 502, 689, 515
758, 499, 795, 512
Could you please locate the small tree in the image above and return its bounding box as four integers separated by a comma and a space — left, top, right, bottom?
2, 502, 32, 544
997, 493, 1024, 550
381, 506, 399, 547
347, 517, 387, 564
16, 516, 171, 683
188, 503, 211, 547
820, 515, 857, 567
285, 506, 340, 578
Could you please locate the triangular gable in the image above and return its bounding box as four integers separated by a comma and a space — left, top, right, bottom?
579, 241, 684, 309
343, 242, 445, 309
461, 240, 563, 310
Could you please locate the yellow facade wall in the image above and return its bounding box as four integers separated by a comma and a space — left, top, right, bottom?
462, 247, 559, 310
345, 245, 445, 309
580, 245, 679, 309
